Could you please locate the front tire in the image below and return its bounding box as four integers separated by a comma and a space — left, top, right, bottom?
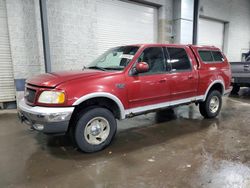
74, 107, 117, 152
199, 90, 222, 118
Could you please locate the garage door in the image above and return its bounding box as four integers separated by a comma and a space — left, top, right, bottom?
0, 0, 15, 102
198, 17, 224, 50
96, 0, 157, 54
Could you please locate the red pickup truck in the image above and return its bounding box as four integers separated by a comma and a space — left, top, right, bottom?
18, 44, 231, 152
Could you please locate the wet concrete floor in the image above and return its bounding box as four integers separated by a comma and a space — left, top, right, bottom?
1, 88, 250, 188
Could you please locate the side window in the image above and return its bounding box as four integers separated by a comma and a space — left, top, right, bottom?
137, 47, 166, 74
167, 48, 191, 71
212, 51, 224, 62
199, 51, 213, 62
198, 50, 224, 63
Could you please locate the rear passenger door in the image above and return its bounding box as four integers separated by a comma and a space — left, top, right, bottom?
166, 47, 199, 101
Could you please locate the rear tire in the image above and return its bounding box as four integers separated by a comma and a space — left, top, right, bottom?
199, 90, 222, 118
74, 107, 117, 152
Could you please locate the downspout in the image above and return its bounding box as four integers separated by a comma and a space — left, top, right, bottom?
39, 0, 51, 73
192, 0, 199, 45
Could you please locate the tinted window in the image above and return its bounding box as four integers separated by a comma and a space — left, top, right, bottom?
212, 51, 224, 62
137, 47, 166, 74
199, 51, 213, 62
167, 48, 191, 71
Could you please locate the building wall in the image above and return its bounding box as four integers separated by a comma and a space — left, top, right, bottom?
3, 0, 250, 104
46, 0, 174, 71
152, 0, 173, 43
3, 0, 174, 103
2, 0, 174, 104
199, 0, 250, 61
173, 0, 194, 44
5, 0, 44, 101
47, 0, 98, 71
5, 0, 44, 80
4, 0, 250, 77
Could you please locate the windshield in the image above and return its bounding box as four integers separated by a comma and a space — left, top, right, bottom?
88, 46, 139, 71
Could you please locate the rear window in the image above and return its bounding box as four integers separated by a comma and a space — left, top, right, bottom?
198, 50, 224, 63
212, 51, 224, 62
199, 51, 213, 62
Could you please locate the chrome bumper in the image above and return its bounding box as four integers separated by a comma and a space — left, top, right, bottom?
18, 99, 74, 134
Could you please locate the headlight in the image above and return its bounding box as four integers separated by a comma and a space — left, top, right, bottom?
38, 91, 65, 104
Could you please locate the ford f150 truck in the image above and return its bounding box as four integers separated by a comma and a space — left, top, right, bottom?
18, 44, 231, 152
230, 61, 250, 94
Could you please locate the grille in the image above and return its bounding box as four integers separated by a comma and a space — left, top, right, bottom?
25, 88, 36, 103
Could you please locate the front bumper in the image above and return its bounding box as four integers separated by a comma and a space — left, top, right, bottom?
18, 99, 74, 134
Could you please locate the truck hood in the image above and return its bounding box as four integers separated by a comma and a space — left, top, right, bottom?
26, 69, 110, 88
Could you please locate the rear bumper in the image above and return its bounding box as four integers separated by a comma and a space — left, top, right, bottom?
232, 76, 250, 84
18, 99, 74, 134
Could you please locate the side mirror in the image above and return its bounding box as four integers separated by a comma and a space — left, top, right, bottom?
135, 62, 149, 74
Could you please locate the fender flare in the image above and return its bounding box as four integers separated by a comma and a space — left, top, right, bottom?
202, 80, 225, 101
73, 92, 126, 119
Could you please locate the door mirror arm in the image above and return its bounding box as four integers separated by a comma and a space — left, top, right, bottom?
131, 67, 138, 75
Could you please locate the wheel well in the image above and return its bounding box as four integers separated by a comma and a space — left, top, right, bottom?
72, 97, 121, 120
208, 83, 224, 95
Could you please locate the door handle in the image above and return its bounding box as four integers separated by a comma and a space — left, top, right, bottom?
159, 78, 167, 83
188, 75, 194, 79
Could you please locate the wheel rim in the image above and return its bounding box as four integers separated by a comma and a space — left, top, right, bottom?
209, 96, 220, 113
84, 117, 110, 145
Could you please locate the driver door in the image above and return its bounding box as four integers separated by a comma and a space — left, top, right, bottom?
126, 47, 171, 109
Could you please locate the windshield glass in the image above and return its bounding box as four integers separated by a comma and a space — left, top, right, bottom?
88, 46, 139, 70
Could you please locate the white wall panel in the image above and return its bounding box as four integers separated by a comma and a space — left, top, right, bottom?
96, 0, 157, 54
198, 18, 224, 50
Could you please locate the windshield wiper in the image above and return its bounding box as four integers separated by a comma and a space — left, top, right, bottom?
102, 66, 125, 70
88, 66, 106, 71
104, 66, 124, 70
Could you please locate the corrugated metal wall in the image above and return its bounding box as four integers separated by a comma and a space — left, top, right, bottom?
0, 0, 15, 102
198, 17, 224, 51
96, 0, 158, 54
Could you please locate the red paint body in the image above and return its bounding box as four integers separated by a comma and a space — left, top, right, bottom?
26, 44, 231, 111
